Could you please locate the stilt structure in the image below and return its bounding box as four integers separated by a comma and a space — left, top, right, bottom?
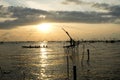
62, 28, 80, 80
62, 28, 76, 47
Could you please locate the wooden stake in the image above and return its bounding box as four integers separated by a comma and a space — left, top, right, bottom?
73, 66, 77, 80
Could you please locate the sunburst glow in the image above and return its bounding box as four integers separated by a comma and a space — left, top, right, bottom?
37, 23, 52, 33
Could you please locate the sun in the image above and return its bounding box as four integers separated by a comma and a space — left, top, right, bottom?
37, 23, 52, 33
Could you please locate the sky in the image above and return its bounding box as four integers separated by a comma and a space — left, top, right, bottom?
0, 0, 120, 41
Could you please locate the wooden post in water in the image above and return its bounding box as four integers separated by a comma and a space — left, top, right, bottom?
73, 66, 77, 80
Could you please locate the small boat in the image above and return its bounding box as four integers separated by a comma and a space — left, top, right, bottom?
22, 45, 48, 48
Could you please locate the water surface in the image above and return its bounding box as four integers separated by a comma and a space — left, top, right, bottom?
0, 42, 120, 80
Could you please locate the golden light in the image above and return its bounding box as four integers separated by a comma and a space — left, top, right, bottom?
37, 23, 52, 33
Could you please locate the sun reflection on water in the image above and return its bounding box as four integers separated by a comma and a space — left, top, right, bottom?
40, 48, 48, 79
40, 41, 48, 48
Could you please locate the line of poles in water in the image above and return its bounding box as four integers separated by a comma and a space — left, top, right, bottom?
64, 44, 91, 80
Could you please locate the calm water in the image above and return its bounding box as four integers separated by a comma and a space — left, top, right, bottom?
0, 42, 120, 80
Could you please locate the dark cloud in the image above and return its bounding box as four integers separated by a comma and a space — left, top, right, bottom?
109, 6, 120, 17
92, 3, 110, 10
51, 11, 114, 23
0, 6, 50, 29
92, 3, 120, 15
0, 5, 120, 29
109, 6, 120, 23
0, 5, 12, 18
92, 3, 120, 23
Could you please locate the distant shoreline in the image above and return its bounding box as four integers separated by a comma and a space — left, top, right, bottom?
0, 40, 120, 44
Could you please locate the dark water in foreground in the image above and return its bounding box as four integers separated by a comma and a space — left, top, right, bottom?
0, 42, 120, 80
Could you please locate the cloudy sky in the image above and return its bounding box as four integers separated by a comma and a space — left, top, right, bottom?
0, 0, 120, 41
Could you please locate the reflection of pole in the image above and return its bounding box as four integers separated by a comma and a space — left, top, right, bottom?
72, 47, 78, 80
81, 44, 85, 66
66, 49, 69, 79
87, 49, 90, 65
22, 71, 25, 80
0, 67, 3, 79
